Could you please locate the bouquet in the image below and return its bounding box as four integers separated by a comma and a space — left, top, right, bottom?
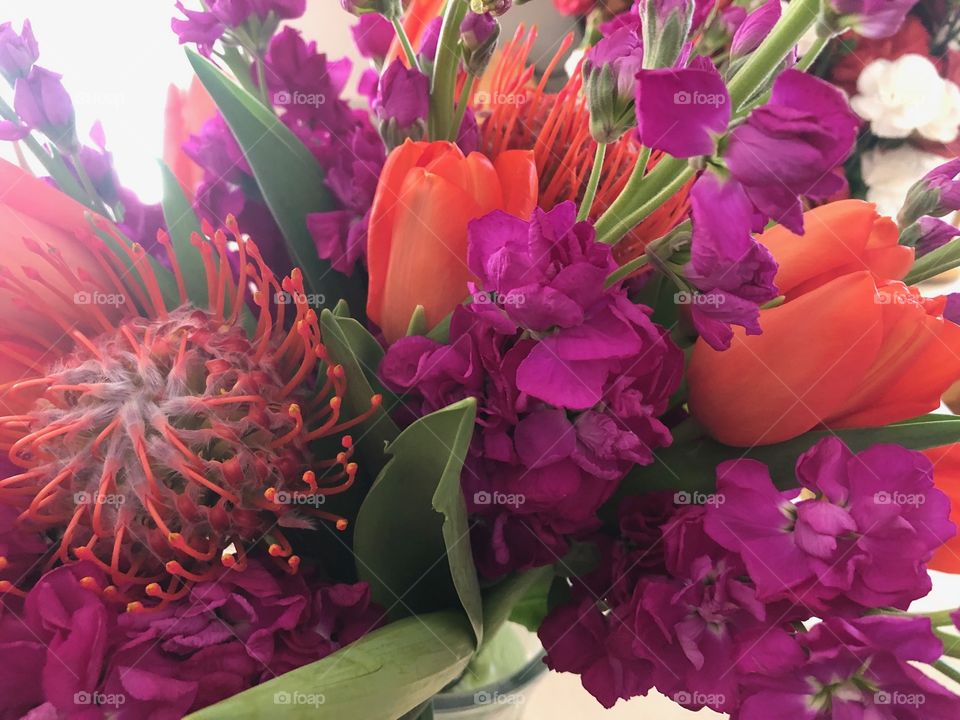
2, 0, 960, 718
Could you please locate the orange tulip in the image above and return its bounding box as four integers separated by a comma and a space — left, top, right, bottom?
162, 78, 217, 201
366, 140, 538, 342
0, 159, 119, 393
926, 444, 960, 573
688, 200, 960, 446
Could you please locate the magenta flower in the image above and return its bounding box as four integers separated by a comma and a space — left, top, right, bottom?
0, 20, 38, 85
824, 0, 918, 38
351, 13, 394, 63
725, 70, 858, 233
13, 65, 76, 150
900, 158, 960, 226
736, 616, 960, 719
730, 0, 780, 59
901, 215, 959, 257
705, 437, 955, 614
374, 59, 430, 145
172, 1, 231, 55
636, 58, 731, 158
684, 171, 779, 350
583, 20, 644, 141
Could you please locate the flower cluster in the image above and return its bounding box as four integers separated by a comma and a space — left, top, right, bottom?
381, 202, 683, 577
540, 437, 958, 714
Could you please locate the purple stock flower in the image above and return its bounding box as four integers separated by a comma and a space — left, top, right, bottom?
736, 616, 960, 719
903, 215, 959, 257
900, 158, 960, 226
14, 66, 77, 150
825, 0, 918, 39
419, 17, 443, 60
172, 1, 229, 55
725, 69, 858, 233
586, 22, 644, 96
705, 437, 955, 615
944, 293, 960, 326
351, 13, 395, 63
381, 202, 682, 578
684, 171, 779, 350
730, 0, 780, 59
0, 20, 38, 85
636, 58, 731, 158
460, 12, 500, 75
640, 0, 695, 68
253, 0, 307, 18
374, 59, 429, 144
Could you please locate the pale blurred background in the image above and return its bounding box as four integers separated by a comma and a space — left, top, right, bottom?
0, 2, 958, 718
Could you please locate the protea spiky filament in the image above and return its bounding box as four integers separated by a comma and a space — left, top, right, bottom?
0, 216, 380, 610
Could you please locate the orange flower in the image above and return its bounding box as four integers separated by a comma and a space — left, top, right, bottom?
688, 200, 960, 446
0, 159, 120, 391
926, 444, 960, 573
366, 140, 538, 342
162, 78, 216, 201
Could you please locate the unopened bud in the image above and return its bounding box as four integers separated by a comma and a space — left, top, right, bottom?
460, 12, 500, 76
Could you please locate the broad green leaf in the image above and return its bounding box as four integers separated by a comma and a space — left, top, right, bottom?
187, 50, 360, 310
482, 566, 554, 640
318, 309, 400, 471
621, 414, 960, 495
159, 162, 209, 308
187, 611, 474, 720
354, 398, 484, 645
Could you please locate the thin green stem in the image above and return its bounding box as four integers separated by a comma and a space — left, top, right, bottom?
254, 55, 271, 108
796, 36, 828, 72
429, 0, 469, 140
593, 144, 651, 243
606, 255, 649, 288
598, 160, 694, 245
934, 628, 960, 659
392, 17, 423, 73
578, 142, 608, 222
934, 659, 960, 685
449, 76, 475, 142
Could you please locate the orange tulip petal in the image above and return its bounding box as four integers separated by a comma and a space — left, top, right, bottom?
688, 272, 884, 446
862, 215, 914, 280
925, 444, 960, 573
493, 150, 539, 220
378, 168, 481, 342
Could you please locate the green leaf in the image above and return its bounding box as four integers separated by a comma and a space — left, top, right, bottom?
621, 414, 960, 495
482, 566, 554, 639
159, 162, 210, 309
407, 305, 429, 336
186, 611, 474, 720
906, 238, 960, 284
354, 398, 484, 646
187, 50, 360, 310
318, 309, 400, 471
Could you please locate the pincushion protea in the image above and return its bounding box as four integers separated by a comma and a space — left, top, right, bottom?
0, 164, 379, 611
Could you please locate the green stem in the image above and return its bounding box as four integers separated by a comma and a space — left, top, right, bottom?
726, 0, 821, 110
593, 145, 651, 243
933, 659, 960, 685
934, 628, 960, 659
72, 156, 111, 216
598, 160, 694, 246
449, 75, 475, 142
578, 142, 608, 222
254, 54, 271, 108
796, 36, 828, 72
392, 17, 423, 73
605, 254, 649, 288
429, 0, 469, 140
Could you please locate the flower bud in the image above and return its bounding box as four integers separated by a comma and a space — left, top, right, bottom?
374, 59, 429, 149
730, 0, 780, 61
899, 158, 960, 226
0, 21, 38, 86
470, 0, 512, 16
582, 25, 642, 142
14, 66, 77, 152
640, 0, 695, 69
340, 0, 402, 19
460, 12, 500, 76
899, 216, 959, 257
819, 0, 915, 39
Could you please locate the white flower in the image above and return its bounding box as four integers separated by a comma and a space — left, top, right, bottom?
851, 54, 960, 143
861, 145, 945, 217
